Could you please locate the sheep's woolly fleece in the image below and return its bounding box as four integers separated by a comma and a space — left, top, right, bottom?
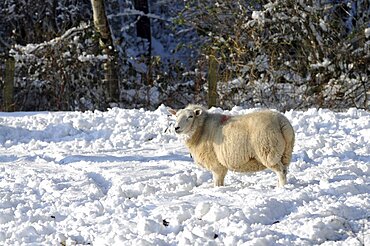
0, 105, 369, 245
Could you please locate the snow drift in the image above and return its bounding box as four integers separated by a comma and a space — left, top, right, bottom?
0, 106, 369, 245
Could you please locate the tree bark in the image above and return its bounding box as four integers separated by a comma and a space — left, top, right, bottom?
3, 57, 15, 112
91, 0, 119, 104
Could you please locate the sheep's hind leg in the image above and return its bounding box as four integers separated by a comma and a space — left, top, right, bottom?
270, 162, 287, 188
212, 166, 228, 187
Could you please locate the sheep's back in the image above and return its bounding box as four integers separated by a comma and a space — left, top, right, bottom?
213, 111, 286, 171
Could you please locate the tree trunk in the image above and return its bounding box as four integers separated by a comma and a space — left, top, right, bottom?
208, 54, 218, 108
3, 57, 15, 112
134, 0, 151, 59
91, 0, 119, 104
134, 0, 152, 92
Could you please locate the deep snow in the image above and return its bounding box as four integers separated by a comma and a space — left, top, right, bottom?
0, 106, 369, 245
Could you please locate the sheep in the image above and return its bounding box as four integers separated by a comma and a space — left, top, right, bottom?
168, 104, 295, 188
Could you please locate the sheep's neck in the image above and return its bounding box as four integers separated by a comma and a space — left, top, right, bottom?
185, 124, 204, 147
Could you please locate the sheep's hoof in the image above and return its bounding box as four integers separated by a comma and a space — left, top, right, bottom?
214, 180, 225, 187
277, 180, 287, 188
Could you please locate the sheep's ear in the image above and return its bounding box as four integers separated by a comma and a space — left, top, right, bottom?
194, 108, 203, 116
168, 108, 177, 116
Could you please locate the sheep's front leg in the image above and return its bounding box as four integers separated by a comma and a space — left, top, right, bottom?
212, 166, 228, 187
270, 162, 287, 188
276, 169, 287, 187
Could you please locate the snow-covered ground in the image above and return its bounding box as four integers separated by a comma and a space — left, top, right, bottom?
0, 105, 369, 245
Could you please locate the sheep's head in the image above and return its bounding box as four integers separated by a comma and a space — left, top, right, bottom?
168, 105, 205, 136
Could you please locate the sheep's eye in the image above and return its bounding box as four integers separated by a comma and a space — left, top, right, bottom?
188, 115, 193, 119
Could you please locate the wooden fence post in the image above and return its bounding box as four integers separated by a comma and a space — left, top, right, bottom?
3, 57, 15, 112
208, 54, 218, 108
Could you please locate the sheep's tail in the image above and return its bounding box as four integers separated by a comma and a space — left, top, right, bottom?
279, 115, 295, 167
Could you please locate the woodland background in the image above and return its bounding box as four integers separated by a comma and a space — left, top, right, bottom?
0, 0, 369, 111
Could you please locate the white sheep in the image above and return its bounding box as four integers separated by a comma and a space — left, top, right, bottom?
169, 104, 295, 188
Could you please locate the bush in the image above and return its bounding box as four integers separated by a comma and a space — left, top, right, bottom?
11, 24, 107, 111
181, 0, 370, 110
